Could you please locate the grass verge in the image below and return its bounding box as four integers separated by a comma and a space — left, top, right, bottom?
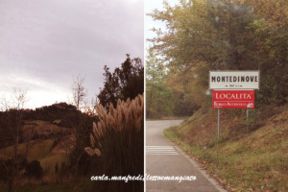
164, 122, 288, 192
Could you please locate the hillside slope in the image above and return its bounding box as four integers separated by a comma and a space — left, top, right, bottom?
165, 105, 288, 192
0, 120, 75, 174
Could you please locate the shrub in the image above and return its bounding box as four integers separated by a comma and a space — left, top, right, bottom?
85, 95, 144, 192
25, 160, 43, 179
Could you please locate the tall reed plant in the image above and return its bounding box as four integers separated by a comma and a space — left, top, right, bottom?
85, 95, 144, 191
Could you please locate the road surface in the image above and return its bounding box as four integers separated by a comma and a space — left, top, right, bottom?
146, 120, 227, 192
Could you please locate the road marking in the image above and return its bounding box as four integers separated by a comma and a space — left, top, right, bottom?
146, 145, 178, 156
173, 145, 228, 192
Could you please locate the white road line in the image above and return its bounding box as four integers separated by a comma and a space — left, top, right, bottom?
146, 145, 179, 156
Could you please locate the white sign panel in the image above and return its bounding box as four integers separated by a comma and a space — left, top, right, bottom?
209, 71, 260, 90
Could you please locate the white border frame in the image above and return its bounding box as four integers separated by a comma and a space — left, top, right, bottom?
209, 70, 260, 90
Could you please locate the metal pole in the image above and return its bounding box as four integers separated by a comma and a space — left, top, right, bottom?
246, 109, 249, 121
246, 109, 249, 132
217, 109, 220, 139
217, 109, 220, 165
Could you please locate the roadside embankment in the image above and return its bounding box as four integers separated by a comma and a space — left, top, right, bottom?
165, 105, 288, 192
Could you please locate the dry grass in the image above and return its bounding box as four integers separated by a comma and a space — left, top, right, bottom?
85, 95, 144, 191
165, 105, 288, 192
0, 139, 54, 161
22, 120, 70, 141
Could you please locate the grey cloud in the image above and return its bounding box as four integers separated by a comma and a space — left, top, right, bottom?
0, 0, 143, 107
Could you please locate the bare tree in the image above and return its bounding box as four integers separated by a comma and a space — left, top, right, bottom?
0, 97, 10, 111
72, 76, 87, 110
1, 89, 28, 192
12, 89, 27, 157
13, 89, 27, 174
83, 95, 98, 116
13, 88, 27, 110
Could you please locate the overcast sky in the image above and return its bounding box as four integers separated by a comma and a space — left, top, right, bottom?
0, 0, 143, 109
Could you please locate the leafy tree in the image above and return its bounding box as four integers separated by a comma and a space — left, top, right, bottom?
98, 54, 144, 108
146, 49, 174, 118
150, 0, 288, 107
146, 47, 199, 118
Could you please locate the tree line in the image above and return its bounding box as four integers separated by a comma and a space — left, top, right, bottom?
147, 0, 288, 118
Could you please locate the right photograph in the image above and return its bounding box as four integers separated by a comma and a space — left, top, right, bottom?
145, 0, 288, 192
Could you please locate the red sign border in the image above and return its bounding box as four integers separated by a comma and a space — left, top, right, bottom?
212, 90, 255, 109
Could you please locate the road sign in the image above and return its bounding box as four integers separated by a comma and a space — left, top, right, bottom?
209, 71, 260, 90
212, 90, 255, 109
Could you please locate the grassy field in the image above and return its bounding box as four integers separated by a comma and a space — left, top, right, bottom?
0, 138, 68, 175
0, 139, 55, 161
164, 106, 288, 192
0, 120, 71, 174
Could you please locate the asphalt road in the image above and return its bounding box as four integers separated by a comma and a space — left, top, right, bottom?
146, 120, 227, 192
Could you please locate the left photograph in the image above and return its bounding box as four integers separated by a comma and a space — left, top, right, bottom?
0, 0, 144, 192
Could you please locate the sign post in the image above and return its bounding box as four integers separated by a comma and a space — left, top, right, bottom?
246, 109, 249, 132
209, 70, 259, 165
217, 108, 220, 164
217, 109, 220, 139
